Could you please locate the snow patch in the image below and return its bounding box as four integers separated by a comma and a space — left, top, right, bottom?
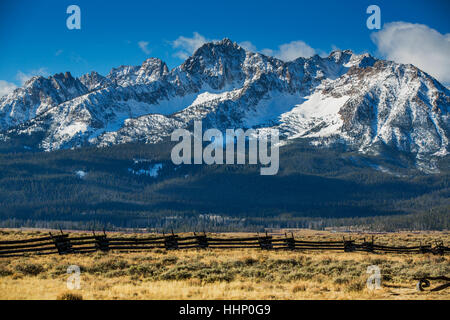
280, 91, 349, 139
75, 170, 87, 179
243, 92, 305, 127
128, 163, 163, 177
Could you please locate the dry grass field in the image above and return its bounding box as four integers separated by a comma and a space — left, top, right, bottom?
0, 229, 449, 300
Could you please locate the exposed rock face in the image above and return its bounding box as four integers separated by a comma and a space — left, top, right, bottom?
0, 72, 88, 129
0, 39, 448, 168
79, 71, 110, 91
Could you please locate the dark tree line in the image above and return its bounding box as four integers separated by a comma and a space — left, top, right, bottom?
0, 139, 448, 232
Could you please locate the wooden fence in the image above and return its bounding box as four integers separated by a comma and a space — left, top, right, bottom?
0, 232, 448, 258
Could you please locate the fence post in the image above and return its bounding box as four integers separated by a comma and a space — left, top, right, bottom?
164, 234, 178, 250
362, 236, 374, 253
95, 231, 109, 252
195, 233, 208, 249
258, 233, 273, 250
431, 241, 444, 255
343, 236, 355, 252
285, 233, 295, 250
50, 232, 73, 255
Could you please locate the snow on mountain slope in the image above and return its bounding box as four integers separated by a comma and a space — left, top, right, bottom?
0, 38, 448, 169
0, 72, 88, 129
334, 60, 450, 157
279, 91, 350, 139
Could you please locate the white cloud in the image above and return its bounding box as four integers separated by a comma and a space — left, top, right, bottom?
138, 41, 151, 55
238, 41, 257, 52
260, 48, 274, 56
0, 80, 17, 97
55, 49, 63, 56
171, 34, 317, 62
243, 40, 317, 61
173, 50, 189, 60
16, 68, 49, 85
263, 41, 316, 61
172, 32, 210, 59
371, 22, 450, 84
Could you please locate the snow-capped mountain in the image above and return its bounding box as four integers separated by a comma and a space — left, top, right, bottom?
0, 38, 449, 168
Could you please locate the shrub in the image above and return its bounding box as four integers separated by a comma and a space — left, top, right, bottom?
0, 264, 13, 277
345, 281, 365, 292
162, 256, 178, 265
88, 258, 128, 274
57, 292, 83, 300
128, 264, 157, 277
15, 263, 44, 276
292, 284, 307, 293
334, 276, 350, 284
159, 269, 192, 280
243, 257, 258, 266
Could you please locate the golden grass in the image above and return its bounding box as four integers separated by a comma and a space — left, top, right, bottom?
0, 229, 448, 300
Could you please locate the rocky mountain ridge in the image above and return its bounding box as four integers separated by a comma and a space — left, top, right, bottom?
0, 39, 448, 171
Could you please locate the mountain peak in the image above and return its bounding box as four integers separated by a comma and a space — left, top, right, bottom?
79, 71, 110, 91
216, 38, 234, 46
328, 49, 353, 62
326, 49, 377, 69
141, 57, 168, 71
182, 38, 245, 77
191, 38, 241, 57
138, 58, 169, 82
53, 71, 75, 81
23, 75, 47, 87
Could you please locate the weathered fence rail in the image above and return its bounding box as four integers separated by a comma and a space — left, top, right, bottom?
0, 232, 448, 258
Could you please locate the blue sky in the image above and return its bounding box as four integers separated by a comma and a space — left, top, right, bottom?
0, 0, 449, 92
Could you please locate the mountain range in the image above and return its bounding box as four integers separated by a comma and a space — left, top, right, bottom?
0, 38, 449, 173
